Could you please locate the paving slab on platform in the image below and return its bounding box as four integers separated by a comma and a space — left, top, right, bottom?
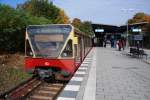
58, 47, 150, 100
96, 48, 150, 100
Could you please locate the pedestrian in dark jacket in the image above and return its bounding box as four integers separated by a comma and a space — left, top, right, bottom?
117, 39, 122, 51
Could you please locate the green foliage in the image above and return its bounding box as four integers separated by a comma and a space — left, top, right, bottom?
0, 4, 51, 52
80, 21, 94, 36
17, 0, 69, 24
0, 4, 23, 52
54, 10, 70, 24
72, 18, 94, 36
72, 18, 82, 28
25, 12, 51, 25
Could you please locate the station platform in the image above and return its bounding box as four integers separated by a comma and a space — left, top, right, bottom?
57, 47, 150, 100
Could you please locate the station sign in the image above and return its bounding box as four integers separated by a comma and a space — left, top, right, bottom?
95, 29, 104, 32
132, 28, 142, 32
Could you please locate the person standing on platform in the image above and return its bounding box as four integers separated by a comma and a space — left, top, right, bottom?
121, 38, 125, 50
118, 39, 122, 51
110, 38, 114, 48
103, 39, 106, 48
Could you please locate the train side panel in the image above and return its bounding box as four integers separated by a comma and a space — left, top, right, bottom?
74, 31, 92, 68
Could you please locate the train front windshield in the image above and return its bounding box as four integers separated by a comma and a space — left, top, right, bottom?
27, 25, 72, 58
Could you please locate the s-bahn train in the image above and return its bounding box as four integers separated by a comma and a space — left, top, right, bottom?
25, 24, 92, 80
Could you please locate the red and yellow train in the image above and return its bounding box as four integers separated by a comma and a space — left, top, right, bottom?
25, 24, 92, 80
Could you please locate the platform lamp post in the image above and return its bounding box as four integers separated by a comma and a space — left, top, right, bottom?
121, 8, 134, 48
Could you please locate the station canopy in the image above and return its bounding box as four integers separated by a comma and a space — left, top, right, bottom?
92, 22, 148, 37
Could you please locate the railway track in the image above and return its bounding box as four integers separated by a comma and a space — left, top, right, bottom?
0, 77, 42, 100
27, 82, 65, 100
0, 77, 66, 100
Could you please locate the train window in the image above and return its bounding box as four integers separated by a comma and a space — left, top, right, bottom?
61, 40, 73, 57
25, 40, 33, 57
28, 34, 65, 57
27, 25, 72, 58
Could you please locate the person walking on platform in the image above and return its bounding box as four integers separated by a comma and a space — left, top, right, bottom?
117, 39, 122, 51
103, 39, 106, 48
121, 39, 125, 50
110, 39, 114, 48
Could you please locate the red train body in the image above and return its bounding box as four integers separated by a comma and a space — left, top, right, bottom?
25, 24, 92, 80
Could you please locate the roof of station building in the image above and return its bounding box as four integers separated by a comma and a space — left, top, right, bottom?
92, 22, 149, 34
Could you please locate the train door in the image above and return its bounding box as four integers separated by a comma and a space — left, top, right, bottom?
78, 37, 83, 62
85, 37, 88, 55
74, 35, 82, 67
83, 37, 86, 57
81, 36, 85, 61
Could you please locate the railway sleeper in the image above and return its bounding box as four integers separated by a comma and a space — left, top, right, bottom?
38, 87, 60, 92
29, 95, 53, 100
32, 92, 54, 97
37, 90, 57, 95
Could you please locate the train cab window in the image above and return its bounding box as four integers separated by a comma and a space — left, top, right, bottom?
61, 40, 73, 57
25, 40, 33, 57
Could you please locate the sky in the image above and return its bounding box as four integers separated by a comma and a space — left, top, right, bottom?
0, 0, 150, 26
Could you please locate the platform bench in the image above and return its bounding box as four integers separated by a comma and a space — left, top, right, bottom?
129, 48, 148, 59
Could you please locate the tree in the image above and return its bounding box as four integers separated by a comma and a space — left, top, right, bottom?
72, 18, 82, 28
54, 9, 70, 24
0, 4, 23, 52
17, 0, 67, 23
143, 15, 150, 22
72, 18, 94, 36
17, 0, 52, 18
128, 12, 150, 24
82, 21, 94, 35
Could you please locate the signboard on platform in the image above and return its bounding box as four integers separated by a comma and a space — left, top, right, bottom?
134, 35, 143, 40
95, 29, 104, 32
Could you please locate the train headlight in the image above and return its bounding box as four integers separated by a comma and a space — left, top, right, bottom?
44, 62, 50, 66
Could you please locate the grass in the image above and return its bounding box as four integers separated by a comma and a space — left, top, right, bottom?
0, 53, 30, 94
